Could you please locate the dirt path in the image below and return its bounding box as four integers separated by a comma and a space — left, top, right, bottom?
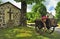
55, 27, 60, 33
27, 23, 60, 33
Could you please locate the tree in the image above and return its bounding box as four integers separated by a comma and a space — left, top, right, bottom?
55, 2, 60, 22
32, 3, 47, 16
14, 0, 45, 26
27, 12, 41, 23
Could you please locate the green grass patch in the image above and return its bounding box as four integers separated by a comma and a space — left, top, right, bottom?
0, 26, 60, 39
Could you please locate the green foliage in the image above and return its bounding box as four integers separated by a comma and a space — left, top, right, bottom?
14, 0, 45, 4
27, 3, 47, 23
32, 3, 47, 16
55, 2, 60, 22
27, 12, 41, 23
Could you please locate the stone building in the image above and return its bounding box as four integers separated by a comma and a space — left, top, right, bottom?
46, 12, 54, 18
0, 2, 21, 28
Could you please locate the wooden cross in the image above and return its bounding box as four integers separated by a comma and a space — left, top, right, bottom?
8, 8, 13, 20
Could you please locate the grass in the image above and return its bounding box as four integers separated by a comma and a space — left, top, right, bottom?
0, 26, 60, 39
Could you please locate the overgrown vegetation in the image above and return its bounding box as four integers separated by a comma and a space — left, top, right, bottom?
0, 26, 60, 39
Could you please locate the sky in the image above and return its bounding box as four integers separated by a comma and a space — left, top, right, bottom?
1, 0, 60, 15
43, 0, 60, 15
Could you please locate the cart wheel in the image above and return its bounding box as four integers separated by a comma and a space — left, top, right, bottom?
47, 27, 55, 34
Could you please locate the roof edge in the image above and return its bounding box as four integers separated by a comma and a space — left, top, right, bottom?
0, 1, 21, 10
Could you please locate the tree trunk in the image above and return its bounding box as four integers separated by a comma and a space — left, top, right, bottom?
20, 1, 27, 26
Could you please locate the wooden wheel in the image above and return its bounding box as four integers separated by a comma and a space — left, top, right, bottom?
46, 27, 55, 34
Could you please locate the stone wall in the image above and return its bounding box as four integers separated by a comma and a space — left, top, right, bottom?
0, 2, 21, 28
